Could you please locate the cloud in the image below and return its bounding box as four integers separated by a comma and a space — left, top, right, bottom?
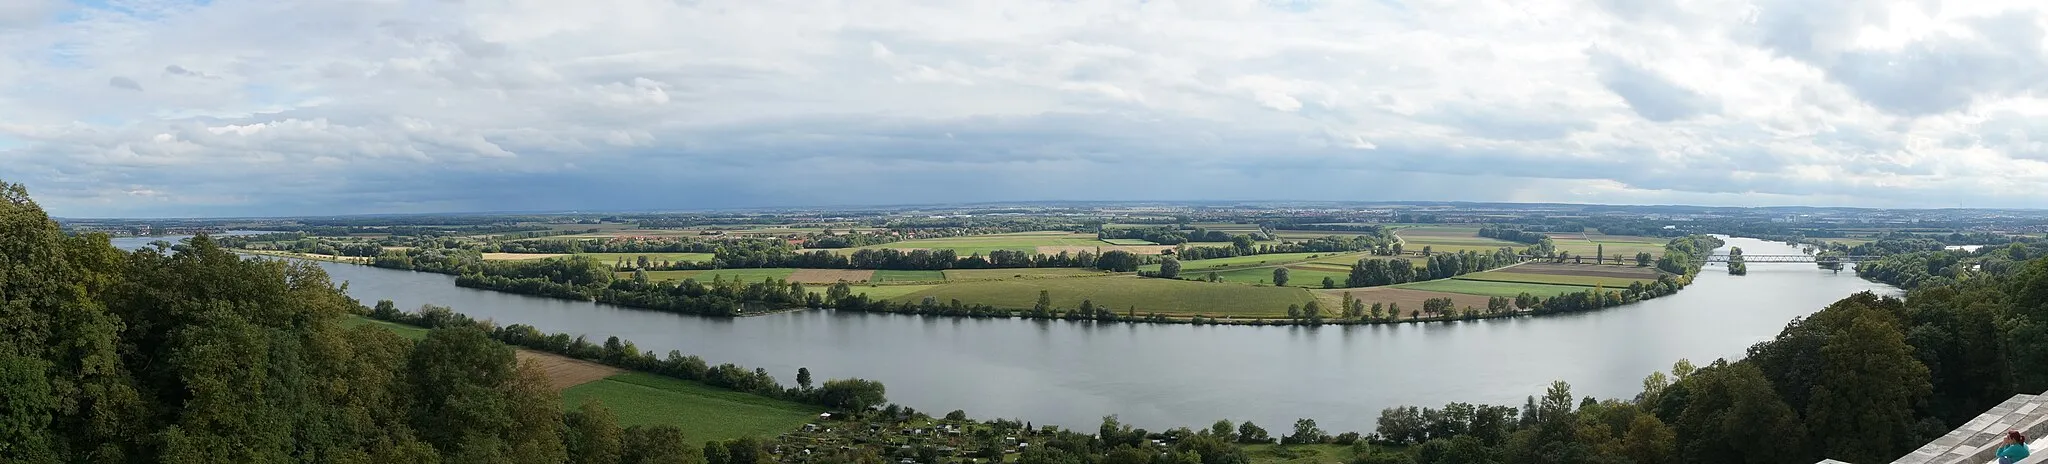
107, 76, 141, 91
2, 0, 2048, 217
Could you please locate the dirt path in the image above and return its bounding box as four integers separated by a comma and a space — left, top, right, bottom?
514, 349, 623, 392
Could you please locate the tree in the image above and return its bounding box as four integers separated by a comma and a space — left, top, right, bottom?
797, 367, 813, 390
1636, 252, 1653, 267
1034, 290, 1054, 314
1671, 363, 1807, 464
1273, 268, 1291, 287
1285, 418, 1326, 444
1322, 277, 1336, 289
1237, 421, 1271, 444
819, 378, 888, 411
566, 401, 624, 464
1806, 309, 1932, 462
621, 425, 698, 464
1160, 257, 1183, 279
1210, 420, 1236, 441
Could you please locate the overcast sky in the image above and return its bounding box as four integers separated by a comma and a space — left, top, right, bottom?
3, 0, 2047, 217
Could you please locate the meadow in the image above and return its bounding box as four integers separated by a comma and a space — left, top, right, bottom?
892, 276, 1317, 317
1453, 271, 1646, 288
560, 372, 821, 443
1391, 226, 1529, 253
940, 267, 1109, 280
849, 231, 1172, 255
485, 252, 715, 263
1546, 232, 1667, 259
1391, 279, 1601, 298
631, 268, 799, 283
871, 269, 946, 282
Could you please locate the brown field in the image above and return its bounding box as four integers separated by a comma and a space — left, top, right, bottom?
786, 269, 876, 283
1503, 263, 1662, 279
1313, 287, 1496, 312
515, 349, 623, 392
482, 252, 569, 260
1035, 245, 1176, 255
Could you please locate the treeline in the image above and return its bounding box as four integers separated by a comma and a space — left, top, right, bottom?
1857, 241, 2048, 290
1330, 250, 2048, 463
0, 181, 715, 463
217, 232, 385, 256
1341, 248, 1524, 288
491, 236, 721, 254
448, 256, 815, 317
365, 301, 888, 411
1099, 226, 1261, 245
1477, 226, 1549, 244
1174, 234, 1397, 261
1729, 247, 1747, 275
732, 247, 1132, 271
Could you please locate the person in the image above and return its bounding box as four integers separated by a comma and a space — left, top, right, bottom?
2000, 430, 2031, 464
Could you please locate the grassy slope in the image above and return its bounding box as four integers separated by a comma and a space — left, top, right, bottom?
872, 270, 946, 282
894, 276, 1315, 316
562, 372, 821, 443
342, 314, 429, 340
1391, 279, 1601, 298
344, 315, 817, 443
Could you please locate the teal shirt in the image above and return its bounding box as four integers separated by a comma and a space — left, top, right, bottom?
2000, 443, 2030, 464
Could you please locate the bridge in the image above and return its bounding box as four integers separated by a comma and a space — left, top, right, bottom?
1699, 254, 1875, 264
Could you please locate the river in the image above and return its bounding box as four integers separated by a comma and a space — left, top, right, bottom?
108, 234, 1893, 434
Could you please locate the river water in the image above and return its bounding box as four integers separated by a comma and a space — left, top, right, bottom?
108, 235, 1892, 434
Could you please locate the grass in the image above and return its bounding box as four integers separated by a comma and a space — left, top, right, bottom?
1142, 252, 1342, 272
872, 270, 946, 282
893, 276, 1316, 317
849, 231, 1174, 255
573, 252, 716, 263
1391, 279, 1601, 298
1243, 443, 1374, 464
632, 268, 799, 283
342, 314, 428, 340
1546, 233, 1667, 259
1208, 267, 1352, 288
561, 372, 821, 443
941, 268, 1108, 280
1455, 270, 1648, 287
1100, 238, 1161, 246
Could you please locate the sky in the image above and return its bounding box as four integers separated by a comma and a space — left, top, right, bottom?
3, 0, 2048, 217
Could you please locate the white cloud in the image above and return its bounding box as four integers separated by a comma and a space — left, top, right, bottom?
2, 0, 2048, 216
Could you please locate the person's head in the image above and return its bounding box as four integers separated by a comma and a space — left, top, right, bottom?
2009, 430, 2027, 444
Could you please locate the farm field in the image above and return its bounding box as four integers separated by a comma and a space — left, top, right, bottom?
631, 268, 799, 283
1212, 266, 1349, 288
515, 350, 622, 392
893, 276, 1316, 317
851, 231, 1174, 256
1547, 232, 1667, 259
1392, 226, 1528, 253
786, 269, 876, 283
1147, 252, 1342, 272
1455, 271, 1646, 288
484, 252, 715, 263
941, 267, 1108, 280
872, 269, 946, 282
1392, 279, 1600, 298
561, 372, 821, 443
1271, 229, 1383, 240
1100, 238, 1161, 246
808, 284, 940, 300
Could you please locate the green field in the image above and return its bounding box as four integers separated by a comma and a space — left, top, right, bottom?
1211, 266, 1350, 288
804, 284, 939, 300
893, 276, 1315, 316
574, 252, 716, 263
561, 372, 820, 443
1547, 233, 1667, 259
1455, 270, 1649, 287
872, 270, 946, 282
1391, 279, 1599, 298
1100, 238, 1160, 246
342, 315, 428, 340
633, 268, 799, 282
1144, 252, 1344, 272
942, 267, 1108, 280
851, 232, 1127, 255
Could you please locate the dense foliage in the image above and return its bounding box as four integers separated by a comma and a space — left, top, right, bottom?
0, 181, 705, 464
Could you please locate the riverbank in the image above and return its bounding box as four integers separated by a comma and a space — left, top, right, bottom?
155, 234, 1892, 433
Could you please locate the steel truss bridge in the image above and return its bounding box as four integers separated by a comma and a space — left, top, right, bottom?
1699, 254, 1874, 264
